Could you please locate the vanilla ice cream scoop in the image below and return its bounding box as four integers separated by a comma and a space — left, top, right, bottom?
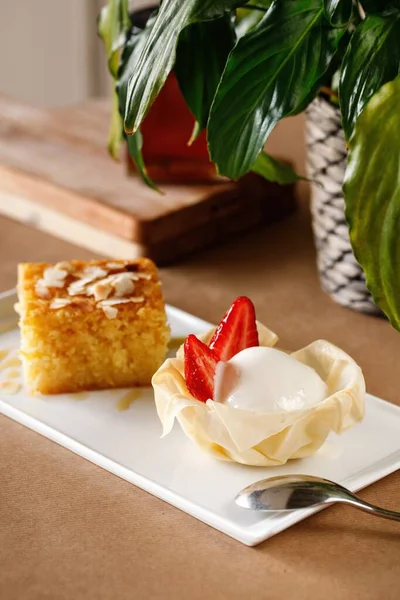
213, 346, 328, 413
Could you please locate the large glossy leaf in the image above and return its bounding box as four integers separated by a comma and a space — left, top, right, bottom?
123, 0, 243, 134
324, 0, 353, 25
97, 0, 131, 77
175, 17, 235, 140
251, 152, 302, 184
339, 14, 400, 140
207, 0, 345, 180
117, 18, 156, 119
117, 17, 159, 190
343, 76, 400, 329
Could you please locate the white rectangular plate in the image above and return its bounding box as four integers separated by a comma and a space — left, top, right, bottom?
1, 290, 399, 546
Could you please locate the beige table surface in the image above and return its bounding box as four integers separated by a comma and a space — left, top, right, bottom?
1, 115, 400, 600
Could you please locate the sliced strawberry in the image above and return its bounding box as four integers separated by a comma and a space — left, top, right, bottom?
184, 334, 218, 403
209, 296, 258, 362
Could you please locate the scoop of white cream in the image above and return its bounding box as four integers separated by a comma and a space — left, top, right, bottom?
213, 346, 328, 413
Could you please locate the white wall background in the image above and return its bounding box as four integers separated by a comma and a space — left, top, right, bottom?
0, 0, 153, 107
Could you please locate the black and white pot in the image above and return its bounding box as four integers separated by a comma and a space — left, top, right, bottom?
305, 97, 380, 315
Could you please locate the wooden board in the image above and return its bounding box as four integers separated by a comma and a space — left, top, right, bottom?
0, 95, 296, 263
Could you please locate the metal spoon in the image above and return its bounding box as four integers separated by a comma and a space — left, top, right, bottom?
235, 474, 400, 521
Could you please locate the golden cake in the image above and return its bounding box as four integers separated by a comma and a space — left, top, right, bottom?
17, 258, 170, 394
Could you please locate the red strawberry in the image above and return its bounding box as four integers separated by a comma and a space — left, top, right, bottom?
209, 296, 259, 362
184, 334, 219, 403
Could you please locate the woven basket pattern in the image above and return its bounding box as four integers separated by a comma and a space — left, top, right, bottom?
305, 97, 380, 315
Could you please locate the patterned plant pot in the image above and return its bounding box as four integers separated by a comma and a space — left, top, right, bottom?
305, 97, 380, 315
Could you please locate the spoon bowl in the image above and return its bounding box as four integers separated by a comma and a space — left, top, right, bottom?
236, 474, 400, 521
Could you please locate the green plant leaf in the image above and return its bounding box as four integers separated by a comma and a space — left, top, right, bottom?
339, 14, 400, 140
98, 0, 131, 77
125, 131, 160, 192
343, 76, 400, 329
207, 0, 345, 180
117, 16, 159, 189
123, 0, 243, 134
251, 152, 302, 184
175, 17, 235, 138
108, 90, 124, 160
324, 0, 353, 25
98, 0, 131, 160
117, 18, 156, 119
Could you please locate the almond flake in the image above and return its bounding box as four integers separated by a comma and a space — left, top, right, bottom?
98, 298, 132, 307
50, 298, 72, 309
112, 273, 135, 297
111, 272, 139, 282
87, 272, 138, 298
42, 267, 68, 287
67, 266, 109, 296
68, 278, 93, 296
79, 266, 108, 280
35, 268, 68, 297
35, 281, 50, 298
54, 261, 74, 273
119, 272, 151, 282
99, 296, 145, 306
92, 281, 113, 301
102, 305, 118, 319
106, 262, 125, 270
120, 273, 140, 281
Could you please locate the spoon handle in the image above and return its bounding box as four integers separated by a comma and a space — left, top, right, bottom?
344, 494, 400, 522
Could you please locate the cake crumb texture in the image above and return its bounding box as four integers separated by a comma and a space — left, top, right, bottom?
17, 259, 170, 394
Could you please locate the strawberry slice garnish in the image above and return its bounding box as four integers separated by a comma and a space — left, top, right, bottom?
184, 334, 219, 403
183, 297, 259, 402
209, 296, 259, 362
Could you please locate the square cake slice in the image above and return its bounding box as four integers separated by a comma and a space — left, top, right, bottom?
17, 258, 170, 394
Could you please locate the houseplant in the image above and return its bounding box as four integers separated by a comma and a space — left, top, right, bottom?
99, 0, 400, 329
